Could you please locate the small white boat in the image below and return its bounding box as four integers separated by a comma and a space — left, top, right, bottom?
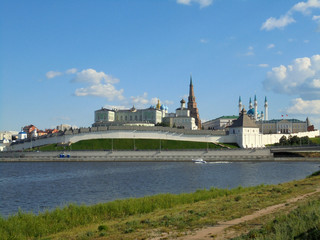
192, 158, 207, 164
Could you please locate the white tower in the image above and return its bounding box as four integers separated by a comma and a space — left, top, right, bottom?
180, 99, 186, 109
249, 97, 253, 110
254, 95, 258, 120
238, 96, 242, 115
264, 96, 268, 121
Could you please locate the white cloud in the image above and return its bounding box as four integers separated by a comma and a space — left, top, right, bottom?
72, 69, 124, 101
176, 0, 213, 8
258, 64, 269, 68
150, 98, 159, 105
46, 71, 62, 79
313, 15, 320, 31
164, 100, 174, 105
74, 83, 124, 101
73, 68, 119, 84
104, 105, 127, 110
46, 68, 77, 79
261, 0, 320, 31
291, 0, 320, 15
66, 68, 77, 74
310, 78, 320, 87
261, 15, 295, 31
267, 44, 275, 49
130, 92, 149, 105
312, 15, 320, 20
263, 54, 320, 100
287, 98, 320, 114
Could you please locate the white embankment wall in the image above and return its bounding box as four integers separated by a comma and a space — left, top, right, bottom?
7, 129, 320, 152
8, 130, 236, 151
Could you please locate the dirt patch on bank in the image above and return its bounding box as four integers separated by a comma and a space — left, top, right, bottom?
173, 188, 320, 240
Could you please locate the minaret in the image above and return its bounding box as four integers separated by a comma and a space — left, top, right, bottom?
249, 97, 253, 109
264, 96, 268, 121
238, 96, 242, 115
156, 99, 161, 110
254, 95, 258, 120
187, 75, 201, 129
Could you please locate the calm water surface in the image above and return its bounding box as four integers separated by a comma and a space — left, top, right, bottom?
0, 161, 319, 217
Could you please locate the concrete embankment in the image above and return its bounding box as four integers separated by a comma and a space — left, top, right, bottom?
2, 149, 320, 162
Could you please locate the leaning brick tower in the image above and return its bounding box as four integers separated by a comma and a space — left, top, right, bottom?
187, 75, 202, 129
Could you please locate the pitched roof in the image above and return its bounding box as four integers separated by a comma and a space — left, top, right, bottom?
229, 109, 259, 128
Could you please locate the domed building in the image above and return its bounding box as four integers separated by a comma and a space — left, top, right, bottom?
238, 95, 267, 121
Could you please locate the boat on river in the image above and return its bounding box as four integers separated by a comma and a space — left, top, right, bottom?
192, 158, 207, 164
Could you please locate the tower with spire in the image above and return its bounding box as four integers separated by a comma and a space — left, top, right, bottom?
238, 95, 267, 121
238, 96, 242, 115
254, 95, 258, 120
187, 75, 202, 129
249, 97, 253, 110
264, 96, 268, 121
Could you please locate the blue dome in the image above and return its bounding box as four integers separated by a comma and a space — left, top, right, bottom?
19, 131, 27, 134
247, 108, 260, 115
160, 104, 165, 110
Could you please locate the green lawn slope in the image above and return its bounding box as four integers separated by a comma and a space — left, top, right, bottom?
34, 139, 238, 151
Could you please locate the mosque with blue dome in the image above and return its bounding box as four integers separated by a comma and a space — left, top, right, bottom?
238, 95, 268, 121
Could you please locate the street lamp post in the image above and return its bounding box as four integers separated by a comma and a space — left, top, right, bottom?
111, 138, 113, 152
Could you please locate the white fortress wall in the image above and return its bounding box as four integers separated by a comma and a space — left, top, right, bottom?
8, 129, 319, 151
9, 130, 236, 151
261, 130, 320, 146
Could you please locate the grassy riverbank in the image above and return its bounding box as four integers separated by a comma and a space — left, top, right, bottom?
33, 139, 238, 151
1, 172, 320, 240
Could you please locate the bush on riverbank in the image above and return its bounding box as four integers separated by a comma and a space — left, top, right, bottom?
35, 139, 238, 151
274, 136, 320, 146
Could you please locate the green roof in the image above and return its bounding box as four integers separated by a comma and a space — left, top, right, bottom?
219, 115, 239, 119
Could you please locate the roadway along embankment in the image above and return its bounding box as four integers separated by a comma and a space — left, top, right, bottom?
3, 149, 317, 162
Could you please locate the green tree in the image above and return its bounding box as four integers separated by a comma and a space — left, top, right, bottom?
289, 135, 300, 145
279, 135, 288, 145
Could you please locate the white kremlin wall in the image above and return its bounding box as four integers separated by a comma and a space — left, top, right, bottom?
7, 128, 320, 151
238, 130, 320, 148
8, 130, 235, 151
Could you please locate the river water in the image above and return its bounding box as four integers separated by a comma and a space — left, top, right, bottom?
0, 161, 319, 217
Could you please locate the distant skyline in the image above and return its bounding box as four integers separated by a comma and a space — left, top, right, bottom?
1, 0, 320, 131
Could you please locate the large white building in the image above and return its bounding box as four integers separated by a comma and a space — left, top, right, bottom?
202, 115, 238, 130
163, 99, 197, 130
93, 102, 167, 127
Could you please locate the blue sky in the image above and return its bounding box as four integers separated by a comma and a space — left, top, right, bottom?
1, 0, 320, 131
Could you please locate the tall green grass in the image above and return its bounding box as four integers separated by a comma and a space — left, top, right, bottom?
0, 185, 259, 240
310, 137, 320, 145
233, 200, 320, 240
